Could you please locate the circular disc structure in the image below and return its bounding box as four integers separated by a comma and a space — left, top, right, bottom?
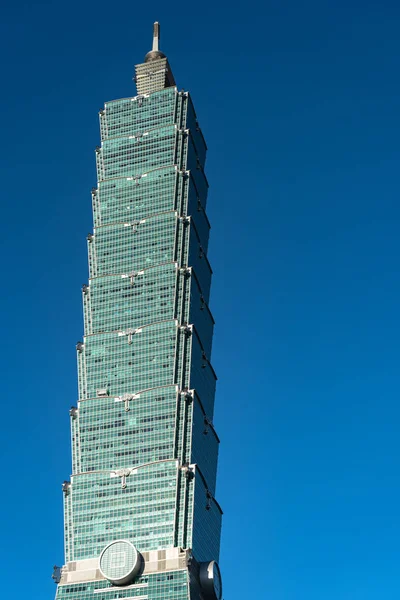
199, 560, 223, 600
99, 540, 140, 586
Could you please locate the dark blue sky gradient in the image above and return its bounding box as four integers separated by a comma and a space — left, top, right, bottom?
1, 1, 400, 598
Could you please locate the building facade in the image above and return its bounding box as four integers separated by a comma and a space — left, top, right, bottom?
53, 23, 223, 600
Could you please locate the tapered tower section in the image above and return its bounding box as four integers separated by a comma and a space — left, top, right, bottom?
53, 22, 223, 600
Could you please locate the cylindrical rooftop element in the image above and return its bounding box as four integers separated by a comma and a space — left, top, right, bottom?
145, 20, 166, 62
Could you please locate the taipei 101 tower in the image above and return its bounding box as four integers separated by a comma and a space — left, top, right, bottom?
52, 22, 224, 600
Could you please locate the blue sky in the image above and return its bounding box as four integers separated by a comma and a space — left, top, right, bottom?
1, 0, 400, 598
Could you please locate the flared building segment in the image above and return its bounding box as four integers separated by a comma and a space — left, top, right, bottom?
53, 22, 223, 600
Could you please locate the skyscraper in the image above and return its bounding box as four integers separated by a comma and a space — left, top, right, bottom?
53, 22, 223, 600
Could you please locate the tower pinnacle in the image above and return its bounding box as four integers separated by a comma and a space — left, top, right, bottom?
137, 21, 176, 94
144, 21, 166, 62
152, 21, 160, 51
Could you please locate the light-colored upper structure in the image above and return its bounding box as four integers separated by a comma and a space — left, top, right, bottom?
135, 22, 176, 95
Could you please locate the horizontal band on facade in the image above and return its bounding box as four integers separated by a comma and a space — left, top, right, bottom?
97, 162, 209, 189
76, 382, 180, 402
59, 547, 190, 586
93, 163, 179, 186
103, 86, 184, 108
87, 260, 178, 278
99, 121, 191, 143
87, 262, 179, 281
70, 457, 180, 479
91, 208, 179, 230
93, 582, 148, 592
81, 317, 179, 338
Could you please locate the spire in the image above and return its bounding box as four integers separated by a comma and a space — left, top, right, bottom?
144, 21, 166, 62
152, 21, 160, 52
